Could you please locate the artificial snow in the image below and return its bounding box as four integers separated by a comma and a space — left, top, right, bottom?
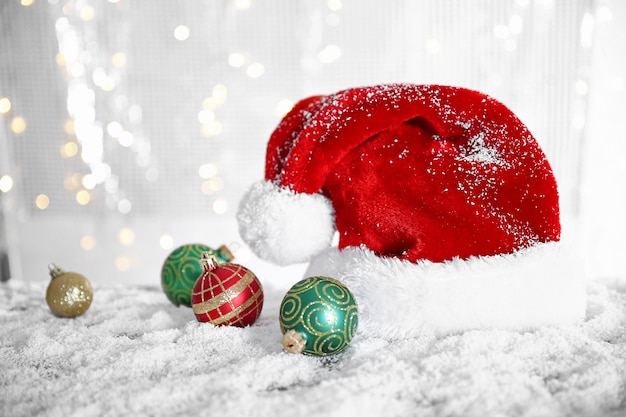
1, 278, 625, 417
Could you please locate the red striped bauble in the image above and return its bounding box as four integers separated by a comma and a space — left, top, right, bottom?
191, 253, 264, 327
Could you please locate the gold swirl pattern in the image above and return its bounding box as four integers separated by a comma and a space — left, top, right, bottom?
279, 276, 358, 356
278, 294, 302, 323
161, 243, 212, 307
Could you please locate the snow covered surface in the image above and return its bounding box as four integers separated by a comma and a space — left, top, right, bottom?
2, 277, 625, 417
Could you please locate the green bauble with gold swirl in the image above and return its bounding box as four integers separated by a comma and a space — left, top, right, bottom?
161, 243, 233, 307
279, 276, 358, 356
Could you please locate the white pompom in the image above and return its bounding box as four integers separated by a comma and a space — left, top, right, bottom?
236, 181, 336, 265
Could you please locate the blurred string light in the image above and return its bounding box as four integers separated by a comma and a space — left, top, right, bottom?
318, 1, 343, 64
75, 189, 91, 205
0, 97, 11, 113
234, 0, 252, 11
327, 0, 342, 11
580, 11, 595, 49
117, 198, 132, 214
118, 227, 135, 245
55, 12, 101, 210
159, 234, 174, 250
52, 0, 157, 219
115, 256, 131, 271
60, 141, 79, 158
424, 39, 441, 55
199, 162, 224, 196
80, 235, 96, 251
10, 116, 27, 134
275, 99, 295, 118
246, 62, 265, 78
198, 162, 218, 179
226, 50, 265, 80
326, 0, 341, 26
48, 0, 163, 274
0, 175, 14, 193
228, 53, 246, 68
199, 84, 227, 137
571, 3, 619, 133
174, 25, 190, 41
212, 198, 229, 215
318, 44, 341, 63
35, 194, 50, 210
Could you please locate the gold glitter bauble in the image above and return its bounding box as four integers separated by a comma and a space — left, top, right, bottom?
46, 264, 93, 318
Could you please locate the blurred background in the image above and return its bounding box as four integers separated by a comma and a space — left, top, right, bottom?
0, 0, 624, 285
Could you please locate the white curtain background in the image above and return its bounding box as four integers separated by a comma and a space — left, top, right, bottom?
0, 0, 624, 284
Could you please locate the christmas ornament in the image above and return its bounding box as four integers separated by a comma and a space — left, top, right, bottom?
279, 276, 358, 356
191, 252, 263, 327
46, 263, 93, 318
161, 243, 233, 307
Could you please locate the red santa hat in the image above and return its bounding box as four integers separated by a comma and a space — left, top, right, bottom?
237, 84, 586, 339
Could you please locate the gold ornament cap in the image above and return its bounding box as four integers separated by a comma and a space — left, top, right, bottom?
46, 263, 93, 318
217, 245, 234, 262
282, 330, 306, 354
199, 252, 220, 272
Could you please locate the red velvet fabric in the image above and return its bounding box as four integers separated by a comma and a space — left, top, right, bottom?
265, 84, 560, 263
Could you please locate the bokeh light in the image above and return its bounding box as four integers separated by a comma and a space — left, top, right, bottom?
228, 53, 246, 68
198, 163, 218, 179
318, 45, 342, 63
246, 62, 265, 78
80, 235, 96, 251
115, 256, 131, 271
60, 141, 79, 158
212, 198, 228, 214
35, 194, 50, 210
118, 227, 135, 246
0, 175, 14, 193
159, 234, 174, 250
201, 121, 222, 137
327, 0, 342, 11
234, 0, 252, 10
212, 84, 228, 102
10, 116, 27, 134
174, 25, 190, 41
63, 119, 75, 135
424, 39, 441, 55
275, 99, 294, 117
117, 198, 132, 214
64, 173, 82, 191
0, 97, 11, 114
111, 52, 127, 67
75, 190, 91, 205
81, 174, 96, 190
79, 5, 95, 21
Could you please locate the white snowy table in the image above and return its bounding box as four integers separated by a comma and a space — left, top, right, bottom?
1, 279, 625, 417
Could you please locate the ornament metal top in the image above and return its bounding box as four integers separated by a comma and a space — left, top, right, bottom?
46, 263, 93, 318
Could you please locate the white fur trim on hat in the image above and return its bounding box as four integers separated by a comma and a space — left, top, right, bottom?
305, 242, 586, 339
237, 180, 336, 265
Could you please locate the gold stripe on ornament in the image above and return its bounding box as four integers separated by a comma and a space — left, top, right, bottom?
209, 289, 262, 326
191, 270, 257, 315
